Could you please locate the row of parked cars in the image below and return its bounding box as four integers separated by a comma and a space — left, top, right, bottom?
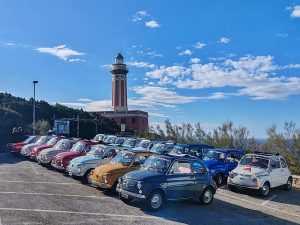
7, 134, 293, 211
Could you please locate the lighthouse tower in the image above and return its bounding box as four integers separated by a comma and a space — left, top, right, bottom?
111, 53, 128, 112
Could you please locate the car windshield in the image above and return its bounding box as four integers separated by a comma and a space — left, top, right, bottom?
46, 137, 58, 146
24, 136, 35, 144
141, 155, 171, 173
240, 155, 269, 169
123, 139, 137, 147
70, 142, 85, 152
92, 134, 100, 141
151, 144, 168, 153
36, 136, 48, 145
112, 152, 134, 166
171, 145, 189, 154
54, 140, 70, 150
203, 150, 221, 160
87, 145, 105, 156
115, 138, 125, 145
106, 136, 116, 143
137, 140, 150, 149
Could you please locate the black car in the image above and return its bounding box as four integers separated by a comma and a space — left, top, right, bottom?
116, 154, 217, 211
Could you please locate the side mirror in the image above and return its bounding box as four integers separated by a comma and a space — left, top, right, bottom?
219, 153, 225, 160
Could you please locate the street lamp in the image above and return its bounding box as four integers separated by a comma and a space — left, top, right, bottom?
33, 80, 38, 135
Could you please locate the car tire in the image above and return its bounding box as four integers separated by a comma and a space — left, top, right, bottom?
284, 177, 293, 191
109, 181, 118, 193
199, 187, 214, 205
260, 182, 270, 197
214, 173, 223, 186
146, 190, 165, 212
83, 169, 93, 183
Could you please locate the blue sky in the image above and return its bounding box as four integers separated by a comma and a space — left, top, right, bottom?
1, 0, 300, 138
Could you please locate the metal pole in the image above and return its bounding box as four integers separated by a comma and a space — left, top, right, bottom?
77, 115, 79, 138
33, 81, 38, 135
95, 120, 98, 135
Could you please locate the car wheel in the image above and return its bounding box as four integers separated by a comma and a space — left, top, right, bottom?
260, 182, 270, 197
109, 181, 118, 193
199, 187, 214, 205
214, 173, 223, 186
284, 177, 293, 191
146, 190, 165, 212
84, 169, 93, 183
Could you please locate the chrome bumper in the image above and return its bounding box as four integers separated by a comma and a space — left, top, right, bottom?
116, 188, 146, 199
228, 182, 260, 190
51, 163, 65, 170
90, 180, 111, 189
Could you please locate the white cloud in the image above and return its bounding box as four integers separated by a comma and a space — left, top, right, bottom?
35, 45, 85, 62
58, 102, 86, 108
219, 37, 231, 44
199, 92, 233, 100
69, 58, 86, 63
127, 60, 156, 69
145, 20, 161, 28
78, 98, 93, 102
146, 51, 163, 58
190, 58, 201, 64
276, 33, 289, 38
179, 49, 192, 56
132, 11, 148, 22
5, 42, 15, 46
145, 55, 300, 100
194, 42, 206, 49
291, 6, 300, 18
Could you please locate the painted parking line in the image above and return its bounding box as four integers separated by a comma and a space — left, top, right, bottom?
30, 162, 39, 175
0, 191, 112, 199
0, 207, 170, 221
217, 190, 300, 219
261, 195, 278, 206
0, 181, 82, 185
0, 172, 57, 175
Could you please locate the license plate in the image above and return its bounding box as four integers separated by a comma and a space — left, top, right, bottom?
121, 193, 128, 199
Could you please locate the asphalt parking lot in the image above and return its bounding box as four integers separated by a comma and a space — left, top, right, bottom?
0, 150, 299, 225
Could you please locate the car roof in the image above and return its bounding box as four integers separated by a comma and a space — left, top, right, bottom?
245, 152, 282, 158
210, 148, 245, 154
121, 149, 151, 154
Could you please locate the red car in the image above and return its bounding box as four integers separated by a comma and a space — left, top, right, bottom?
9, 136, 37, 154
51, 140, 98, 171
30, 136, 65, 161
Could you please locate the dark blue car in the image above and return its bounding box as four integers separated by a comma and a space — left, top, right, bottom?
202, 148, 245, 186
171, 144, 215, 159
117, 154, 217, 211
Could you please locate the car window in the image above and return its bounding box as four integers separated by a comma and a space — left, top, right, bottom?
170, 161, 192, 174
226, 153, 240, 163
192, 161, 205, 173
133, 155, 147, 165
104, 148, 117, 158
280, 158, 287, 168
271, 158, 281, 169
190, 148, 202, 157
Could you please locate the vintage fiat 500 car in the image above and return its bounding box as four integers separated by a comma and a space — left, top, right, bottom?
122, 138, 139, 148
103, 135, 117, 145
30, 136, 65, 161
9, 136, 37, 153
92, 134, 106, 142
117, 154, 217, 211
89, 149, 153, 191
66, 145, 128, 181
202, 148, 245, 186
51, 140, 98, 171
170, 144, 214, 158
227, 152, 293, 197
37, 139, 76, 165
20, 135, 53, 156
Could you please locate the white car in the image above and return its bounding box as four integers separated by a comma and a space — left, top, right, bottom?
227, 152, 293, 196
20, 135, 52, 156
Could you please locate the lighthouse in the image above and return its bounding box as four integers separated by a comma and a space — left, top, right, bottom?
111, 53, 128, 112
94, 53, 149, 132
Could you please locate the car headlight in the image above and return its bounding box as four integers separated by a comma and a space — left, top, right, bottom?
251, 175, 257, 182
77, 167, 81, 173
103, 174, 108, 183
137, 181, 142, 189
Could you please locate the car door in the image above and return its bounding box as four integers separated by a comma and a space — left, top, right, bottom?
270, 158, 282, 187
166, 160, 196, 199
192, 161, 207, 197
279, 158, 290, 185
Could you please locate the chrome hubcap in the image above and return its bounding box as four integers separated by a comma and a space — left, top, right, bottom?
151, 194, 162, 209
262, 184, 269, 195
203, 190, 212, 203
